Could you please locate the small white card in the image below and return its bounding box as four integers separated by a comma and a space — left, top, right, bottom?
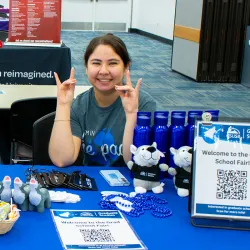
100, 170, 130, 186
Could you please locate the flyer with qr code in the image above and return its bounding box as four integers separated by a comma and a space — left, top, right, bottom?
51, 210, 146, 250
191, 120, 250, 224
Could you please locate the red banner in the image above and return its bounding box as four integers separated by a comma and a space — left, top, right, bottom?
8, 0, 61, 44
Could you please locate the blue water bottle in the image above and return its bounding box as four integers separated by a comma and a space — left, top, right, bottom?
185, 110, 203, 147
152, 114, 169, 164
133, 113, 152, 148
168, 111, 186, 169
152, 111, 169, 130
205, 110, 220, 121
153, 114, 169, 179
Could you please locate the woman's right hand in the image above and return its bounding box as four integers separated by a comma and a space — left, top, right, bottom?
54, 67, 76, 105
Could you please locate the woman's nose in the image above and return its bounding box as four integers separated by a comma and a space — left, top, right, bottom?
99, 64, 109, 74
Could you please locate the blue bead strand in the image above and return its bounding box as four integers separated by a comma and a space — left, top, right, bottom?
99, 193, 172, 219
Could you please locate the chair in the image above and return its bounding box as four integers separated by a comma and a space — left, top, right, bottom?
33, 112, 83, 166
32, 112, 55, 165
10, 97, 57, 164
0, 30, 8, 42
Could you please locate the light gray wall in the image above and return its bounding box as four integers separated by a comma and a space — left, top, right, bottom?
132, 0, 176, 40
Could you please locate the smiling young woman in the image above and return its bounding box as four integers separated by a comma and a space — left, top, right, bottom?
49, 33, 156, 167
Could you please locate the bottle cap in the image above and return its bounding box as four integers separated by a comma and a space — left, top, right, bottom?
154, 111, 169, 124
171, 111, 186, 126
137, 111, 151, 119
137, 115, 151, 126
155, 114, 168, 126
205, 110, 220, 121
188, 110, 203, 125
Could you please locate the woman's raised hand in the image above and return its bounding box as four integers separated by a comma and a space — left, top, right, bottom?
54, 67, 76, 105
115, 70, 142, 114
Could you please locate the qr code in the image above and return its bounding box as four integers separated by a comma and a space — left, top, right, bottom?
216, 169, 247, 200
80, 229, 115, 243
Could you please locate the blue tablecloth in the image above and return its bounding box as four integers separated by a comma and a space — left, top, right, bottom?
0, 165, 249, 250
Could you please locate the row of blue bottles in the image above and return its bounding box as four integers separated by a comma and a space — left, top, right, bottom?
133, 110, 220, 170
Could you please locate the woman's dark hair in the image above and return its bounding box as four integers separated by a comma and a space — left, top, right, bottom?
84, 33, 131, 67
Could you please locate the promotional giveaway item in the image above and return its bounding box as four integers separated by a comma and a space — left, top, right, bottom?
99, 192, 172, 218
168, 146, 192, 197
100, 170, 130, 186
168, 111, 186, 168
152, 113, 169, 164
0, 201, 20, 235
24, 167, 98, 191
127, 142, 169, 194
185, 110, 203, 147
191, 113, 250, 230
51, 209, 147, 250
133, 112, 152, 148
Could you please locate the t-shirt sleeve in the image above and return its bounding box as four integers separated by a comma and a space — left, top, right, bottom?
139, 90, 157, 113
70, 101, 82, 139
138, 90, 157, 124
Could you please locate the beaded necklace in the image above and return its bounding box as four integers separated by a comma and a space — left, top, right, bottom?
99, 193, 172, 218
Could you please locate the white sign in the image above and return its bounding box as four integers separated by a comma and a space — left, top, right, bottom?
51, 210, 146, 250
192, 121, 250, 220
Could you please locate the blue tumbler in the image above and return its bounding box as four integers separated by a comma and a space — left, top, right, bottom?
185, 110, 203, 147
168, 111, 186, 169
152, 114, 169, 164
133, 114, 152, 148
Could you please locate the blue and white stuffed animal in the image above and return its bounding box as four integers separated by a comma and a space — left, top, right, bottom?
168, 146, 192, 197
127, 142, 169, 194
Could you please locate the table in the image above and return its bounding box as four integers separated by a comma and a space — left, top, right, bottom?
0, 44, 71, 85
0, 85, 91, 109
0, 165, 249, 250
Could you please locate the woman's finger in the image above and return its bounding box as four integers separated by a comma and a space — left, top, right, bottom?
135, 78, 142, 92
115, 89, 125, 99
54, 72, 61, 87
62, 79, 76, 85
69, 67, 75, 80
125, 70, 133, 87
115, 85, 134, 92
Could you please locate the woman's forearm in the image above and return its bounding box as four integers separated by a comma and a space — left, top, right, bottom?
122, 113, 137, 164
49, 104, 76, 167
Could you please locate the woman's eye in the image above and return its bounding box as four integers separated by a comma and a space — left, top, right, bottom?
92, 62, 100, 65
109, 62, 117, 65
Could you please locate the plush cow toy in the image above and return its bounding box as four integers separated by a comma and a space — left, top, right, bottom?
127, 142, 169, 194
168, 146, 192, 197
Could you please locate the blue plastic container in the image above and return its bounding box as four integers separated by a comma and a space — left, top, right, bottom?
152, 114, 169, 164
185, 110, 203, 147
168, 111, 186, 168
133, 114, 152, 148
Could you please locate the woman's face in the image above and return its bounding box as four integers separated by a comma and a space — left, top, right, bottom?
86, 44, 128, 93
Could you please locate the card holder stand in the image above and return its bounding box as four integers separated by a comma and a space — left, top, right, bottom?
24, 168, 98, 191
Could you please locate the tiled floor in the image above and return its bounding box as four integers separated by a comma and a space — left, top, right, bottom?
61, 30, 250, 118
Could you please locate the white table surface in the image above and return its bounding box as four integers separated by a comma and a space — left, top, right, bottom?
0, 85, 91, 109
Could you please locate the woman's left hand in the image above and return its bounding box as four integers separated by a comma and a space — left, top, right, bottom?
115, 70, 142, 115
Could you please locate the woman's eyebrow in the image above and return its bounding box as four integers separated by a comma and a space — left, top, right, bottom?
90, 58, 120, 62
